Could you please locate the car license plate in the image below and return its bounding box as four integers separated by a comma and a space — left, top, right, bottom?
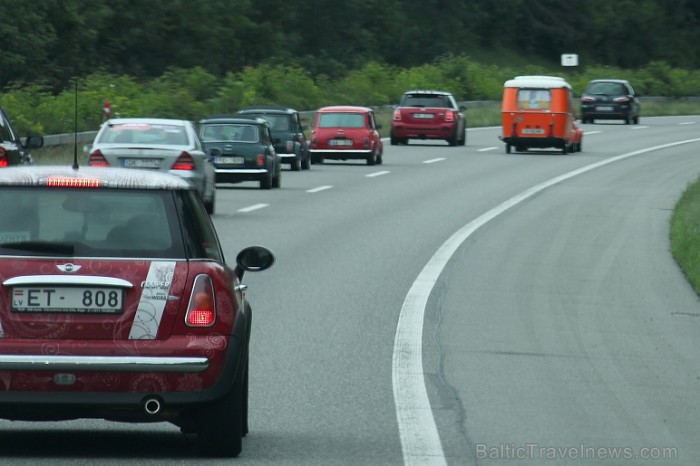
412, 113, 434, 119
11, 287, 123, 314
216, 156, 244, 164
329, 139, 352, 146
521, 128, 545, 134
595, 106, 613, 111
123, 159, 160, 169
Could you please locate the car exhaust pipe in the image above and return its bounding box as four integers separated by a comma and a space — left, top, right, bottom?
143, 397, 162, 415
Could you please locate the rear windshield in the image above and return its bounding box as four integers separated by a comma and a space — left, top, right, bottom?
200, 123, 260, 143
247, 114, 290, 131
400, 94, 452, 108
97, 123, 188, 145
585, 82, 629, 95
0, 187, 186, 258
517, 89, 551, 109
317, 113, 365, 128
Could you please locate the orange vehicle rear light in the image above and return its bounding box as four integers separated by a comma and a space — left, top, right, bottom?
172, 152, 194, 170
0, 148, 7, 168
613, 96, 630, 103
256, 154, 265, 167
392, 109, 402, 121
88, 149, 110, 167
185, 275, 216, 327
581, 96, 595, 102
445, 111, 455, 122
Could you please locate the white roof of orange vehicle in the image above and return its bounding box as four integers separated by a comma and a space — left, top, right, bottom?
504, 75, 572, 89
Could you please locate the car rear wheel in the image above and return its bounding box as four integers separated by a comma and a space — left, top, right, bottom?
366, 151, 376, 166
196, 372, 245, 457
203, 189, 215, 215
260, 174, 272, 189
291, 155, 302, 171
505, 144, 511, 154
301, 154, 311, 170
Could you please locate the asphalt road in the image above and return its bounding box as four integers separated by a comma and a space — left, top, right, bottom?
1, 116, 699, 465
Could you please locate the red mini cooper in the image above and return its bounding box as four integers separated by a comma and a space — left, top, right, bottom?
0, 166, 274, 457
308, 105, 383, 165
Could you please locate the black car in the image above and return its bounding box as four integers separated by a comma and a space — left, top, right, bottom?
237, 106, 311, 171
580, 79, 640, 124
198, 115, 282, 189
0, 106, 43, 166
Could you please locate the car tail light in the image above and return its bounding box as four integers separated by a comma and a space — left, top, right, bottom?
185, 275, 216, 327
286, 141, 294, 152
613, 96, 630, 103
88, 149, 110, 167
256, 154, 265, 167
172, 152, 194, 170
363, 137, 370, 149
46, 177, 101, 188
445, 111, 455, 122
0, 148, 8, 168
581, 96, 595, 102
392, 109, 402, 121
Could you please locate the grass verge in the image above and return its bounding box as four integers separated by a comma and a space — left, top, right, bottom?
670, 178, 700, 296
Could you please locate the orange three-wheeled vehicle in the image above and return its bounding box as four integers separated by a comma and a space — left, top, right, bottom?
499, 75, 583, 154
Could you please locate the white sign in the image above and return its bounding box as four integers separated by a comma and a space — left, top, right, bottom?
561, 54, 579, 66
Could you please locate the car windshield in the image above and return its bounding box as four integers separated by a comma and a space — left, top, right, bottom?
586, 82, 628, 95
200, 124, 259, 143
401, 95, 451, 108
97, 123, 188, 145
317, 113, 365, 128
0, 187, 184, 258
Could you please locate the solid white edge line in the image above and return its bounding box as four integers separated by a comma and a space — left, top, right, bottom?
392, 137, 700, 465
237, 203, 269, 213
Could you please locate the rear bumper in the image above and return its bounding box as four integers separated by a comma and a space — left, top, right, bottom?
309, 149, 371, 161
215, 168, 268, 183
390, 123, 456, 139
501, 136, 566, 149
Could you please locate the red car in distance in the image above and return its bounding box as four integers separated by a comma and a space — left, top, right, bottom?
390, 90, 466, 146
309, 106, 383, 165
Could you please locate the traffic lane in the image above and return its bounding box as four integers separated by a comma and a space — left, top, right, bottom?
429, 142, 700, 464
209, 120, 698, 464
210, 132, 642, 465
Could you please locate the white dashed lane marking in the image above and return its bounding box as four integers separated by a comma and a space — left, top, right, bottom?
307, 185, 333, 193
237, 203, 269, 213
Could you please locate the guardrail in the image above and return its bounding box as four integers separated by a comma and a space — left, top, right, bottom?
40, 97, 688, 147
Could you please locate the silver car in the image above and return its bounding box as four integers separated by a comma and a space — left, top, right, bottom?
87, 118, 216, 213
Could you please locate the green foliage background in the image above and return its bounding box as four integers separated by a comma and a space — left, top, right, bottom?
5, 57, 700, 136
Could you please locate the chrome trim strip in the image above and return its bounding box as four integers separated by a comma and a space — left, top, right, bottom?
3, 275, 134, 288
309, 149, 372, 154
0, 355, 208, 372
215, 169, 268, 174
277, 153, 295, 158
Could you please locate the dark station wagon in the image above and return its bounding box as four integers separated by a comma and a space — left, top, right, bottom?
0, 166, 274, 457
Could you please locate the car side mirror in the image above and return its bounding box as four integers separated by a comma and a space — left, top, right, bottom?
235, 245, 275, 279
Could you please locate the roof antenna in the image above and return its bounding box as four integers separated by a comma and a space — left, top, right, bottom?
72, 79, 79, 170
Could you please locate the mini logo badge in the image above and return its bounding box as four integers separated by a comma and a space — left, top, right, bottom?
57, 263, 81, 273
